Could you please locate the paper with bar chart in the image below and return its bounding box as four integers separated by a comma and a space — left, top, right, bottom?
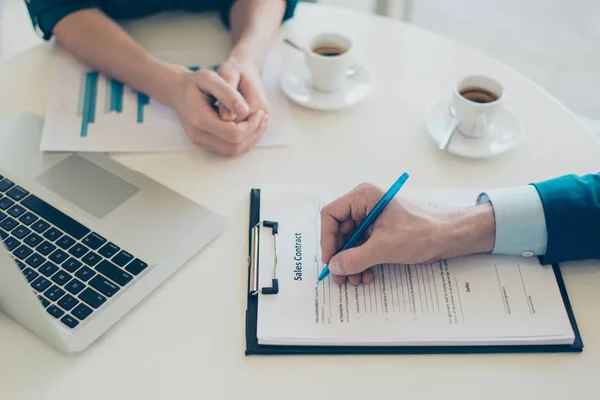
40, 47, 293, 153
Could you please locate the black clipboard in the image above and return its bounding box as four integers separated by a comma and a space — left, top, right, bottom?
245, 188, 583, 355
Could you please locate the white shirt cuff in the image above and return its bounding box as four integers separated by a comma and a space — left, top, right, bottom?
477, 185, 548, 257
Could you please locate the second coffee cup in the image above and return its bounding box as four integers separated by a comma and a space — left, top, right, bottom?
305, 33, 353, 93
452, 75, 504, 138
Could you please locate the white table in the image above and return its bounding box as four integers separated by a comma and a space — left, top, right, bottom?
1, 4, 600, 400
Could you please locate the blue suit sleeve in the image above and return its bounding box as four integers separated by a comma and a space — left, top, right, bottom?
25, 0, 99, 40
219, 0, 298, 29
531, 173, 600, 265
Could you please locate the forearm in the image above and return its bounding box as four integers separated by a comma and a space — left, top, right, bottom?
438, 204, 496, 260
53, 9, 183, 106
227, 0, 286, 68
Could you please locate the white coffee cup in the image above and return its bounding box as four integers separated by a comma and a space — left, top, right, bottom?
305, 33, 353, 93
452, 75, 504, 138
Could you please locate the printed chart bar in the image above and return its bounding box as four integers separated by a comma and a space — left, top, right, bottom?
80, 71, 98, 137
105, 79, 124, 113
136, 92, 150, 123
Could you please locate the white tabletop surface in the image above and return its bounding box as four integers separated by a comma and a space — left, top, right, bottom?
1, 4, 600, 400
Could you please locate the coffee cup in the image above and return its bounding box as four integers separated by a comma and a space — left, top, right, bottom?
451, 75, 504, 138
305, 33, 353, 93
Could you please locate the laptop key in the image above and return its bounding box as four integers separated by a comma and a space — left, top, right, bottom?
72, 303, 93, 321
21, 195, 91, 240
64, 278, 85, 295
51, 271, 72, 286
42, 227, 62, 242
22, 267, 39, 283
96, 260, 132, 286
0, 178, 15, 192
3, 237, 19, 251
112, 250, 133, 267
0, 211, 6, 222
25, 253, 45, 269
38, 295, 50, 308
82, 251, 101, 267
78, 288, 106, 309
6, 186, 28, 201
0, 196, 14, 210
45, 285, 66, 302
68, 243, 88, 258
31, 277, 52, 292
24, 233, 43, 247
39, 262, 59, 277
49, 249, 68, 264
63, 258, 82, 273
60, 315, 79, 329
18, 212, 38, 226
12, 225, 31, 239
0, 217, 18, 231
98, 242, 120, 259
7, 205, 26, 218
0, 228, 7, 240
14, 259, 26, 270
57, 294, 78, 311
36, 241, 57, 256
126, 259, 149, 276
13, 245, 33, 260
57, 236, 76, 250
89, 275, 120, 297
83, 232, 106, 250
31, 220, 50, 234
46, 305, 65, 319
75, 266, 95, 282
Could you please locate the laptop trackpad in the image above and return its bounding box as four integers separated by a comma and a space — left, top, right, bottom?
35, 154, 140, 219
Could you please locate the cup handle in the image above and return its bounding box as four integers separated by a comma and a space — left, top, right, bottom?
475, 112, 488, 138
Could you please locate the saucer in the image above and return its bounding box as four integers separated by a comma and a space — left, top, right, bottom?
425, 99, 522, 159
281, 62, 372, 111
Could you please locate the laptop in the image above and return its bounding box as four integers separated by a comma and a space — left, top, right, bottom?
0, 113, 225, 355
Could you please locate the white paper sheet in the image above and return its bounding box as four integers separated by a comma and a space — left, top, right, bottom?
40, 47, 293, 153
255, 185, 575, 346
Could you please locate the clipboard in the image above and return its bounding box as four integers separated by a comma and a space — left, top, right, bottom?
245, 188, 584, 355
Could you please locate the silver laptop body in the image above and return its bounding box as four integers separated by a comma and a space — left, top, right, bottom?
0, 113, 225, 354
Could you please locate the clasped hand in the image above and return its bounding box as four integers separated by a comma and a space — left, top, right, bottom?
167, 60, 270, 157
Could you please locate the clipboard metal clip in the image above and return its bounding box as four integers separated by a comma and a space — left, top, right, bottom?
249, 220, 279, 296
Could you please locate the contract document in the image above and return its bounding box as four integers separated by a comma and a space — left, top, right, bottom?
248, 185, 580, 352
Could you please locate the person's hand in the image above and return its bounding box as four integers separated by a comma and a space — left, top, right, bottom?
320, 183, 496, 286
216, 59, 271, 125
167, 67, 268, 157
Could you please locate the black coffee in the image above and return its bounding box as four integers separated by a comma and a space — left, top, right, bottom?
459, 87, 499, 103
313, 45, 345, 57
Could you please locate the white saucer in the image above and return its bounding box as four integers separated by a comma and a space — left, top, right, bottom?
425, 99, 522, 159
281, 63, 372, 111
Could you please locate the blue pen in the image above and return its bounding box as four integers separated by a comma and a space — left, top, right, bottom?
318, 172, 410, 281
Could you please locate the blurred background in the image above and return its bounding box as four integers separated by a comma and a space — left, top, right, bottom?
1, 0, 598, 133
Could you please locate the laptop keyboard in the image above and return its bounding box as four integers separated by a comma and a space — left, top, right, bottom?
0, 174, 150, 330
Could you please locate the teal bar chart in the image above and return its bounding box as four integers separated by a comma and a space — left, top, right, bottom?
77, 65, 217, 136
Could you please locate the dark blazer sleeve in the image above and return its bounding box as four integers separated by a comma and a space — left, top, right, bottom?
219, 0, 298, 29
25, 0, 99, 40
531, 173, 600, 265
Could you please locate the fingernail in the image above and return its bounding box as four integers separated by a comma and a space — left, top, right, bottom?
234, 101, 249, 114
329, 260, 344, 275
